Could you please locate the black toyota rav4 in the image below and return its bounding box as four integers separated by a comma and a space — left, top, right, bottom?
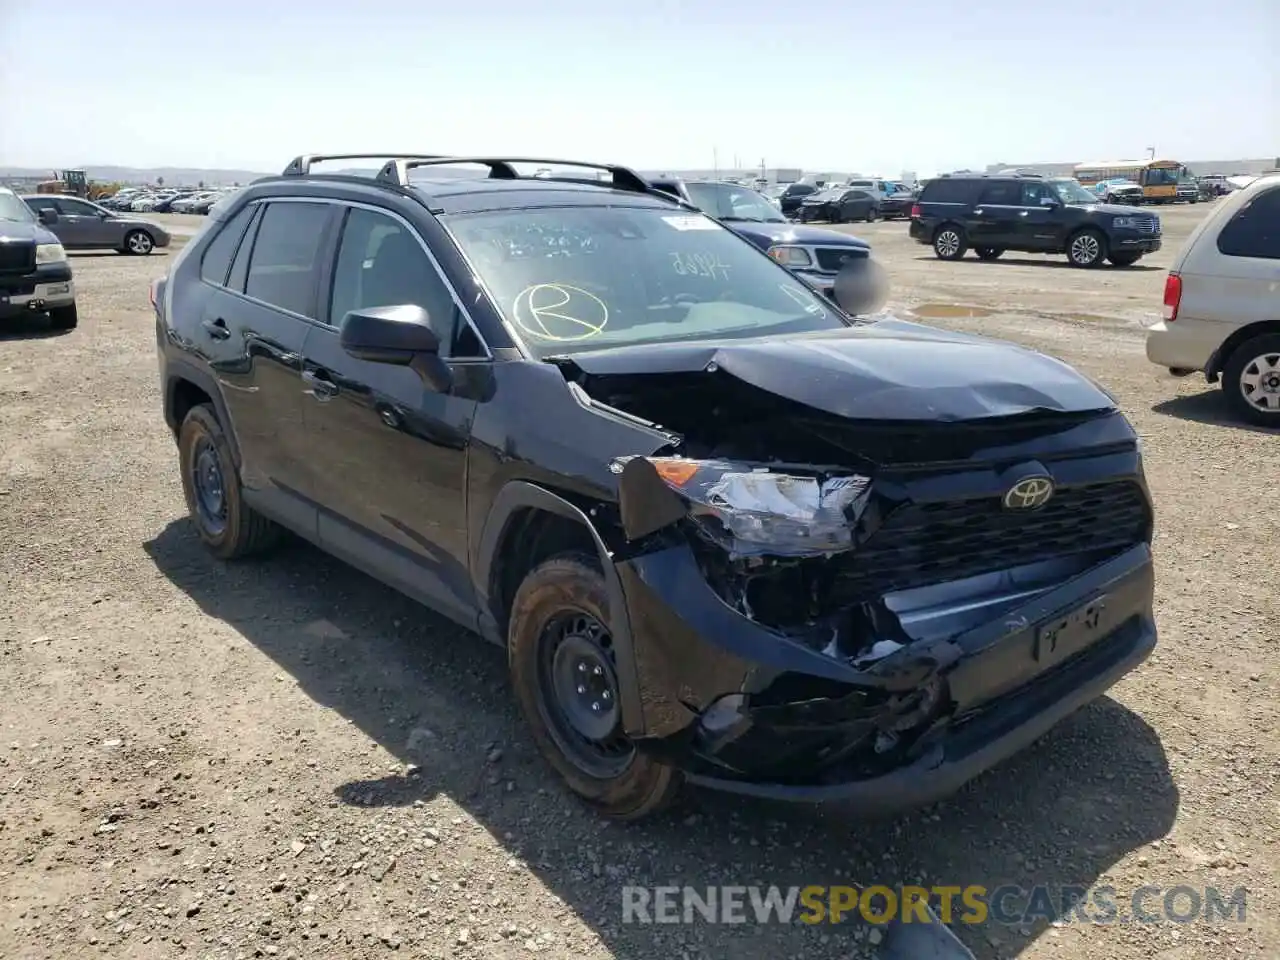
153, 154, 1157, 820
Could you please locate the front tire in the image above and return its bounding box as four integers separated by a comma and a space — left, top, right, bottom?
177, 404, 282, 559
933, 225, 967, 260
1067, 228, 1107, 268
974, 247, 1003, 261
1222, 333, 1280, 427
47, 302, 78, 331
123, 229, 154, 255
1108, 253, 1142, 267
509, 553, 681, 821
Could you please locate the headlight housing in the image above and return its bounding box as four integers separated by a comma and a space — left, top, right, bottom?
35, 242, 67, 264
1112, 217, 1137, 229
768, 245, 813, 267
613, 456, 871, 558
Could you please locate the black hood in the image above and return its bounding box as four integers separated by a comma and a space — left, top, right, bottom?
555, 318, 1114, 422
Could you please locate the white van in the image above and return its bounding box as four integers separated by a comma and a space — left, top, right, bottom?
1145, 173, 1280, 426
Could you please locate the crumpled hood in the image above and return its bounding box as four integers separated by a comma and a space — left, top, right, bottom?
560, 319, 1115, 421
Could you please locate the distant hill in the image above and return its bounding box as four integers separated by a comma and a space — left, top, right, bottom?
0, 165, 272, 186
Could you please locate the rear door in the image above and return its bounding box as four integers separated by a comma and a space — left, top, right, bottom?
204, 198, 337, 533
300, 203, 484, 625
969, 180, 1021, 248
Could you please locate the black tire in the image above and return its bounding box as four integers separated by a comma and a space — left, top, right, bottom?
1222, 333, 1280, 427
1066, 228, 1107, 268
122, 229, 154, 255
829, 209, 842, 224
177, 404, 282, 560
974, 247, 1003, 261
1108, 253, 1142, 267
933, 224, 967, 260
509, 553, 681, 821
47, 302, 78, 331
865, 207, 878, 222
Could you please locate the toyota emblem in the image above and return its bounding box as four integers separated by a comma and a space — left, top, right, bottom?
1003, 476, 1055, 510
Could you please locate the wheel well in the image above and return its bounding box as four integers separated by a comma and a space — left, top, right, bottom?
933, 221, 964, 241
1208, 320, 1280, 379
490, 508, 600, 642
169, 378, 213, 436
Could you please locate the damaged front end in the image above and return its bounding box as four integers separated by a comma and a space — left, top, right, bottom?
604, 431, 1156, 810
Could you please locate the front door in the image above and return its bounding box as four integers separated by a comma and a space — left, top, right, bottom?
300, 204, 483, 626
53, 197, 116, 247
1016, 181, 1065, 251
204, 198, 337, 534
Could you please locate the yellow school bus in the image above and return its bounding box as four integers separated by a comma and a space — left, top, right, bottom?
1073, 159, 1189, 202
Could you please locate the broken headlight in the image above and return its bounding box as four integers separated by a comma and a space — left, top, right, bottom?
612, 456, 871, 558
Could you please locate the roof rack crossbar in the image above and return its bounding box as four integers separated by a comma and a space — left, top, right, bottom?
282, 154, 446, 177
374, 156, 653, 195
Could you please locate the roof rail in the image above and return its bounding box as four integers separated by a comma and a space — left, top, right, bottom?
374, 156, 654, 196
281, 153, 446, 177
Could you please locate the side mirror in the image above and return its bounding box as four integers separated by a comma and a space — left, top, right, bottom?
339, 304, 453, 393
1039, 197, 1059, 207
37, 208, 58, 224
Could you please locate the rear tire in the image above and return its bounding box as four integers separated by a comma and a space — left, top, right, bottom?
1222, 333, 1280, 427
933, 225, 967, 260
1067, 228, 1107, 268
974, 247, 1003, 261
865, 207, 877, 222
178, 404, 282, 560
47, 302, 78, 331
509, 553, 681, 821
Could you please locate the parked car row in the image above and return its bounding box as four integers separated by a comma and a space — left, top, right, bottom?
99, 186, 240, 215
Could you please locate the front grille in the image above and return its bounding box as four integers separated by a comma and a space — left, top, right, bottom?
814, 247, 868, 273
0, 241, 36, 275
1130, 215, 1159, 234
830, 480, 1150, 604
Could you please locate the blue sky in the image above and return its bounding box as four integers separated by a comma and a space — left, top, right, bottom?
1, 0, 1275, 175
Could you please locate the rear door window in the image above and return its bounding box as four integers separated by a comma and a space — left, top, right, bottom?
243, 201, 333, 317
200, 204, 257, 286
977, 181, 1019, 205
1216, 188, 1280, 260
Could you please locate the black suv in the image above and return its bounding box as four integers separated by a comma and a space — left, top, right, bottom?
154, 153, 1157, 820
910, 174, 1162, 268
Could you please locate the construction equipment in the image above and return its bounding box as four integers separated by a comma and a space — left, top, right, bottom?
35, 169, 113, 200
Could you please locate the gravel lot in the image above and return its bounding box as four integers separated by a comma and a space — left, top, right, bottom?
1, 205, 1276, 960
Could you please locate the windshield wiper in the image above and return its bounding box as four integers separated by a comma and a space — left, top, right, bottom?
719, 215, 775, 223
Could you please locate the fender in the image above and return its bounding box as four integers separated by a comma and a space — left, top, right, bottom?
475, 480, 645, 735
162, 355, 242, 468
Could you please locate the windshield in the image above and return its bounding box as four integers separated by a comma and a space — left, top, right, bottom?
684, 182, 786, 222
1050, 179, 1101, 204
443, 206, 848, 358
1146, 167, 1181, 186
0, 191, 36, 223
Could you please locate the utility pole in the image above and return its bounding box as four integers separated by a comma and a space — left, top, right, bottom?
713, 146, 719, 179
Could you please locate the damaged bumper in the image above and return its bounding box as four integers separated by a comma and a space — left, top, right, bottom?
608, 444, 1156, 812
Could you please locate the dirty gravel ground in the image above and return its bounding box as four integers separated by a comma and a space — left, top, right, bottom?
1, 205, 1276, 960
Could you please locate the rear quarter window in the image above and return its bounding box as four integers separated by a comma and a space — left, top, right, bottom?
920, 179, 979, 204
1216, 187, 1280, 260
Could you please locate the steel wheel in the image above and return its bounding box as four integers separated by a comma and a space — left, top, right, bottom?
190, 435, 228, 536
1239, 351, 1280, 414
536, 611, 634, 779
126, 230, 154, 255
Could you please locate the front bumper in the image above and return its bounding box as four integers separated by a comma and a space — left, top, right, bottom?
0, 265, 75, 319
617, 540, 1156, 813
1112, 231, 1161, 253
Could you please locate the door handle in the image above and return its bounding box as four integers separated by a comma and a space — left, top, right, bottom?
201, 317, 230, 340
301, 369, 339, 400
1019, 211, 1030, 217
